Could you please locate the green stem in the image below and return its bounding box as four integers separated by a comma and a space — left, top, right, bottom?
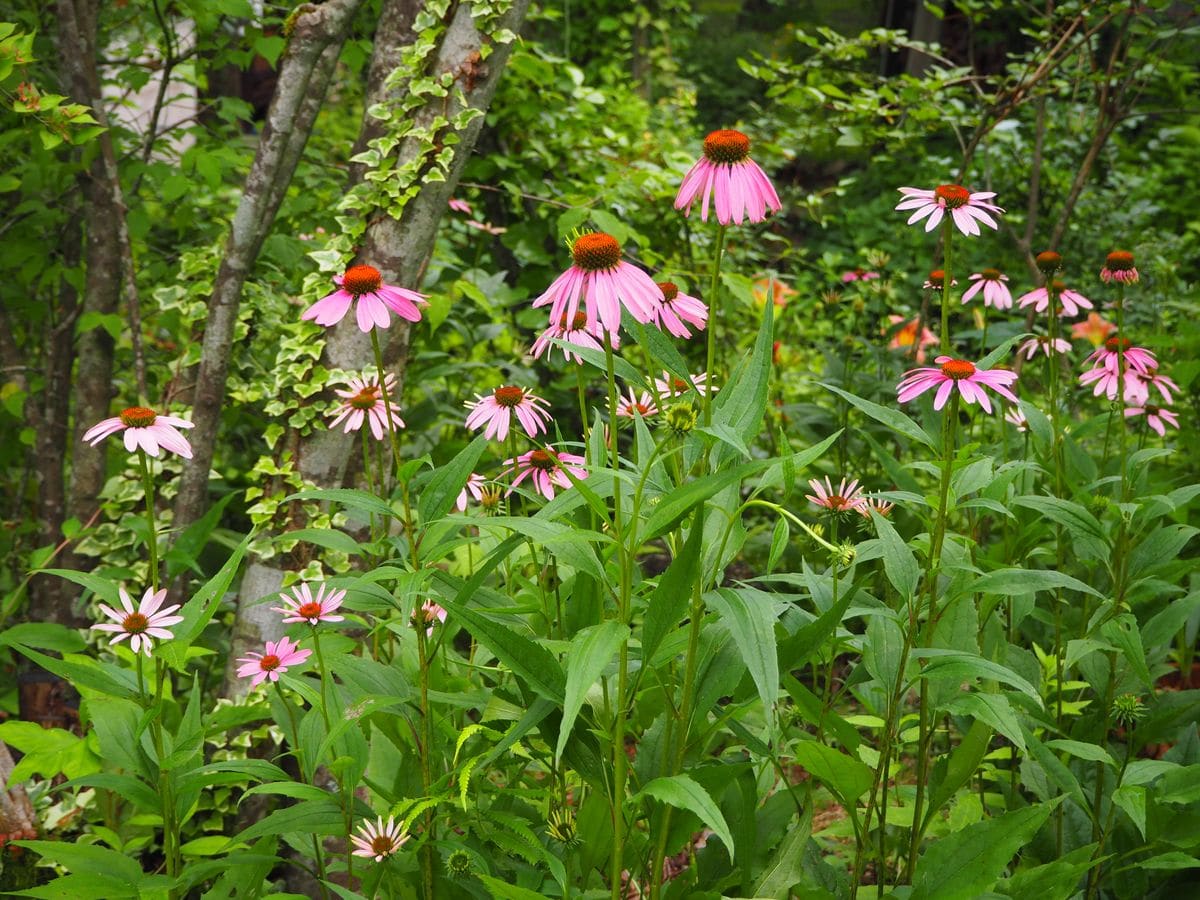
416, 623, 436, 900
703, 225, 728, 426
137, 450, 158, 591
275, 681, 330, 899
576, 363, 590, 445
369, 328, 418, 567
940, 221, 953, 352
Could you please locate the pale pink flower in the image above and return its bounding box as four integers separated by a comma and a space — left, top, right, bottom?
805, 477, 866, 513
653, 371, 715, 399
464, 386, 552, 441
270, 582, 346, 625
414, 599, 447, 637
858, 496, 894, 518
328, 373, 404, 440
350, 816, 410, 862
841, 268, 880, 283
533, 232, 660, 336
1125, 405, 1179, 436
885, 316, 938, 364
301, 265, 427, 333
897, 356, 1019, 413
506, 448, 588, 501
1018, 335, 1073, 360
1101, 250, 1139, 284
962, 269, 1013, 309
653, 282, 707, 338
1084, 338, 1157, 374
466, 219, 507, 235
923, 270, 958, 290
895, 184, 1003, 236
448, 198, 472, 214
82, 406, 194, 459
91, 587, 183, 657
674, 129, 781, 226
1004, 408, 1029, 432
236, 636, 312, 688
1078, 366, 1146, 404
531, 310, 618, 364
1071, 313, 1116, 346
616, 390, 659, 419
1137, 372, 1179, 406
456, 473, 487, 511
1017, 280, 1093, 317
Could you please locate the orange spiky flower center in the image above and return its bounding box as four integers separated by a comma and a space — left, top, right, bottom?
297, 602, 323, 619
122, 612, 149, 634
119, 406, 157, 428
702, 129, 750, 164
349, 385, 381, 410
1106, 250, 1135, 270
493, 386, 525, 408
657, 281, 679, 302
259, 654, 280, 671
927, 269, 946, 287
982, 268, 1002, 280
1050, 279, 1067, 293
371, 835, 395, 856
1105, 337, 1132, 352
571, 233, 621, 271
559, 311, 589, 330
940, 359, 977, 380
934, 184, 970, 208
528, 449, 557, 471
1036, 251, 1062, 274
342, 265, 382, 296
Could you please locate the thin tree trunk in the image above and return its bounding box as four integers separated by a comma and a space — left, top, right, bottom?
172, 0, 368, 536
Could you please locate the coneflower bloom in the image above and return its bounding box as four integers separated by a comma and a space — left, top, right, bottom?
841, 268, 880, 283
82, 407, 194, 459
923, 270, 958, 290
270, 582, 346, 625
533, 232, 660, 335
1101, 250, 1139, 284
328, 374, 404, 440
1017, 280, 1093, 317
1125, 405, 1179, 436
91, 587, 184, 656
235, 636, 312, 688
301, 265, 427, 332
1071, 312, 1116, 346
616, 390, 658, 419
413, 599, 447, 637
805, 477, 866, 513
653, 282, 707, 338
448, 198, 472, 214
1004, 408, 1029, 432
456, 473, 487, 511
350, 816, 410, 862
1018, 335, 1072, 360
895, 184, 1003, 236
506, 448, 588, 501
653, 371, 716, 399
1085, 337, 1157, 374
531, 310, 617, 364
858, 496, 894, 518
962, 269, 1013, 309
464, 386, 552, 441
885, 316, 938, 364
897, 356, 1019, 413
674, 129, 782, 225
1136, 372, 1179, 406
1078, 366, 1145, 404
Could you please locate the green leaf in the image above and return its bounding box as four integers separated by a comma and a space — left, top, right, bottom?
789, 740, 873, 802
751, 806, 813, 898
556, 621, 628, 759
1112, 784, 1146, 838
863, 614, 904, 688
12, 840, 143, 885
916, 652, 1043, 706
1046, 739, 1115, 767
628, 315, 698, 393
1100, 614, 1153, 690
712, 297, 773, 443
285, 488, 396, 519
37, 569, 121, 604
0, 622, 85, 653
820, 382, 937, 450
709, 588, 779, 732
972, 567, 1101, 598
910, 801, 1057, 900
476, 874, 552, 900
278, 527, 362, 556
232, 798, 346, 843
418, 433, 489, 528
641, 516, 704, 666
638, 775, 735, 862
873, 511, 919, 600
1011, 496, 1107, 559
944, 692, 1025, 752
159, 536, 249, 670
924, 718, 993, 827
11, 646, 136, 699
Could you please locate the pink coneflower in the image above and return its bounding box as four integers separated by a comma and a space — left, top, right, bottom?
531, 310, 618, 364
1078, 366, 1145, 404
235, 636, 312, 688
91, 587, 183, 657
82, 407, 195, 459
1017, 280, 1093, 317
858, 496, 894, 518
270, 582, 346, 625
897, 356, 1019, 413
895, 184, 1003, 236
448, 198, 472, 214
465, 219, 507, 235
1018, 335, 1072, 360
923, 270, 958, 290
616, 390, 658, 419
1125, 405, 1179, 436
413, 599, 447, 637
805, 477, 866, 513
653, 282, 707, 338
841, 268, 880, 283
1004, 408, 1029, 432
456, 473, 487, 511
351, 816, 410, 862
1141, 372, 1179, 405
962, 269, 1013, 309
301, 265, 427, 332
1101, 250, 1139, 284
533, 232, 660, 336
1071, 313, 1116, 346
885, 316, 938, 364
506, 448, 588, 501
328, 374, 404, 440
1085, 337, 1157, 374
674, 129, 781, 226
653, 371, 716, 399
464, 386, 552, 441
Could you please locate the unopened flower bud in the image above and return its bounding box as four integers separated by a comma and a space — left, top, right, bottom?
1112, 693, 1146, 727
1035, 250, 1063, 274
664, 402, 697, 436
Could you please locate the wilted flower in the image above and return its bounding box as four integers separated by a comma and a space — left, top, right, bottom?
1004, 408, 1029, 432
456, 473, 487, 511
548, 808, 581, 847
506, 448, 588, 501
92, 587, 184, 657
923, 269, 958, 290
533, 232, 660, 336
328, 373, 404, 440
675, 129, 782, 225
895, 184, 1003, 236
236, 636, 312, 687
962, 269, 1013, 309
1100, 250, 1139, 284
82, 407, 194, 459
350, 816, 410, 862
413, 599, 447, 637
301, 265, 427, 332
1018, 335, 1072, 360
271, 582, 346, 625
897, 356, 1019, 413
464, 386, 552, 441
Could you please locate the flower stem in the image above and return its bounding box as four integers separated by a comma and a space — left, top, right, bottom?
940, 220, 953, 352
703, 225, 728, 426
275, 680, 330, 900
370, 327, 418, 567
137, 450, 159, 591
416, 623, 436, 900
576, 363, 590, 445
